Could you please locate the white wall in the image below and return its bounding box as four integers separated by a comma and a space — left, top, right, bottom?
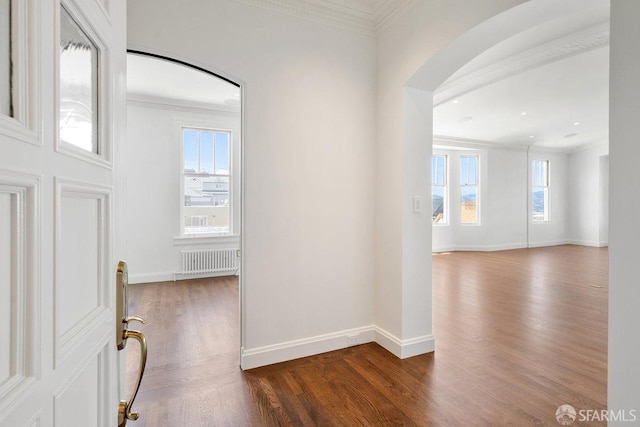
128, 0, 376, 368
125, 99, 241, 283
609, 1, 640, 421
567, 143, 609, 247
432, 145, 526, 251
432, 144, 573, 252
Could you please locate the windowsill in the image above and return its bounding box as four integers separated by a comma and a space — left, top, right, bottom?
173, 234, 240, 246
432, 223, 449, 227
532, 221, 549, 225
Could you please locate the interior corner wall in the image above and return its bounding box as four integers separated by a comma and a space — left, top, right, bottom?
567, 143, 609, 247
609, 0, 640, 419
127, 0, 376, 366
125, 101, 241, 283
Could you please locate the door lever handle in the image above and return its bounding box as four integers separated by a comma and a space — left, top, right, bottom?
124, 316, 145, 326
118, 329, 147, 427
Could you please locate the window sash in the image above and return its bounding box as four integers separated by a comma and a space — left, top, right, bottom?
432, 155, 446, 186
532, 160, 549, 187
460, 155, 478, 186
183, 128, 230, 175
532, 160, 550, 222
432, 155, 447, 224
459, 156, 478, 224
182, 128, 232, 235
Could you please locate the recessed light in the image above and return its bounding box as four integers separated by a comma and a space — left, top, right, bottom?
564, 133, 578, 138
529, 135, 535, 138
521, 112, 527, 116
452, 99, 459, 104
573, 122, 580, 126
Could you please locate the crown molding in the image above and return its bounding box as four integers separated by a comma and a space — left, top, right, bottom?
127, 94, 241, 115
373, 0, 417, 32
433, 135, 577, 154
434, 23, 610, 106
232, 0, 415, 36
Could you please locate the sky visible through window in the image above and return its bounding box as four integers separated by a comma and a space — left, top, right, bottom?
183, 129, 229, 174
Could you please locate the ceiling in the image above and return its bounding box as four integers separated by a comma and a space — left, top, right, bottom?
127, 54, 240, 108
433, 4, 610, 151
126, 1, 610, 152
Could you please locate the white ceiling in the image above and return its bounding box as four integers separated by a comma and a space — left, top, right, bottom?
433, 4, 610, 151
126, 54, 240, 107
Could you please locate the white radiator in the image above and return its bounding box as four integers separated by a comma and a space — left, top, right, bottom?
180, 248, 239, 275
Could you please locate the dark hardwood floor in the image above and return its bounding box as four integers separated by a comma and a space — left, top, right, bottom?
127, 245, 608, 426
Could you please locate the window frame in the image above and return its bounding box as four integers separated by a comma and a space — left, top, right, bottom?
180, 126, 233, 237
432, 154, 448, 225
460, 154, 480, 225
532, 159, 550, 223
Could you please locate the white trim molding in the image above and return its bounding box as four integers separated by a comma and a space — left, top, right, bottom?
240, 325, 436, 370
241, 326, 376, 370
128, 270, 238, 284
434, 23, 610, 106
232, 0, 416, 36
374, 327, 435, 359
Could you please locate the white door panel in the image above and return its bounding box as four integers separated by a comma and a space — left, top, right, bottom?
0, 0, 126, 426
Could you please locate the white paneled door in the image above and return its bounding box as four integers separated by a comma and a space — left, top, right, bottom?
0, 1, 126, 426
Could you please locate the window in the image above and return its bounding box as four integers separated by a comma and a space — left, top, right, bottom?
432, 155, 447, 224
532, 160, 549, 222
1, 0, 11, 116
460, 155, 479, 224
183, 128, 231, 234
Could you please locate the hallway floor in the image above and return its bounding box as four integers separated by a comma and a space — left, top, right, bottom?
127, 245, 608, 426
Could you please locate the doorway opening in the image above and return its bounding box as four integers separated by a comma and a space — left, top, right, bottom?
123, 51, 244, 410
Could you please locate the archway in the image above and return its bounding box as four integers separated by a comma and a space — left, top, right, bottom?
397, 0, 607, 354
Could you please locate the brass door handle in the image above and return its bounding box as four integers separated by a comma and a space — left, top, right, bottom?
116, 261, 148, 426
118, 329, 147, 427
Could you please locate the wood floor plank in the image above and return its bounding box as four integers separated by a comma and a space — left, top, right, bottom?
127, 245, 608, 426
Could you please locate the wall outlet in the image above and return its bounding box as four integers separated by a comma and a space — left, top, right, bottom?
347, 333, 360, 347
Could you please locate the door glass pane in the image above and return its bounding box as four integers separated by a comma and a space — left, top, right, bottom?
0, 0, 10, 117
59, 6, 98, 153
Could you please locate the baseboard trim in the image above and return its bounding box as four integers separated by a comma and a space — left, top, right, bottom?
433, 243, 526, 253
434, 240, 609, 252
129, 271, 236, 284
374, 326, 435, 359
241, 326, 376, 370
565, 239, 606, 248
527, 240, 571, 248
240, 325, 435, 370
